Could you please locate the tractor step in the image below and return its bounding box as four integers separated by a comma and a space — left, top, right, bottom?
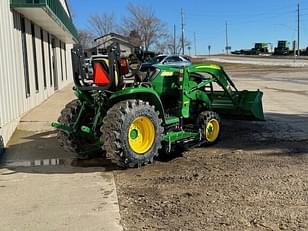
163, 130, 199, 143
164, 116, 180, 125
51, 122, 73, 134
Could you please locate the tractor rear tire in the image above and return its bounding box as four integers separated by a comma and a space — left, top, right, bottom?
56, 99, 101, 159
101, 99, 163, 168
198, 111, 221, 145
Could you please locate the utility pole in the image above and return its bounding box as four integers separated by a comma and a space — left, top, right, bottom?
181, 8, 185, 55
225, 21, 229, 55
297, 3, 300, 56
173, 24, 176, 54
194, 32, 197, 56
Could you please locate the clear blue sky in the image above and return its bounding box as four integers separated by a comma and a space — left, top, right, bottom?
70, 0, 308, 54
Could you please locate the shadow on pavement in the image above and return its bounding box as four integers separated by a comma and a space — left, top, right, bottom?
0, 130, 120, 174
1, 113, 307, 175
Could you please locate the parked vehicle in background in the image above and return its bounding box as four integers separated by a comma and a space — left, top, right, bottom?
231, 43, 269, 55
273, 40, 289, 55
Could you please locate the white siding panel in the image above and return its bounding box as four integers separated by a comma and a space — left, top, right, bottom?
0, 2, 26, 144
24, 18, 33, 111
66, 44, 73, 81
12, 12, 26, 117
0, 1, 74, 146
0, 2, 6, 126
11, 12, 19, 114
0, 1, 16, 128
0, 2, 6, 127
2, 2, 11, 126
46, 32, 54, 96
55, 39, 63, 89
34, 24, 44, 103
42, 30, 50, 99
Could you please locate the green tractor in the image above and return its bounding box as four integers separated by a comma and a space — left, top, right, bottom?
52, 43, 264, 168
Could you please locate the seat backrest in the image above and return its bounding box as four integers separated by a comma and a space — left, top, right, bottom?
91, 55, 123, 91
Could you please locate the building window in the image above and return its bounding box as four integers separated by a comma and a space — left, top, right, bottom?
31, 23, 39, 92
48, 33, 53, 87
60, 41, 64, 81
40, 29, 47, 89
21, 17, 30, 98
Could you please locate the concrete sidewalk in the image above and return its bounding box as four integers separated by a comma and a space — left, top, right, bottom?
0, 84, 123, 231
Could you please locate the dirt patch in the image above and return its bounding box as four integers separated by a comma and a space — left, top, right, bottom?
115, 118, 308, 231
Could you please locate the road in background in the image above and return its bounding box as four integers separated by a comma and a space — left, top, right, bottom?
204, 55, 308, 67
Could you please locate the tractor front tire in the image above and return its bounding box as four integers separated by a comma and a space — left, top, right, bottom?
56, 99, 101, 159
101, 100, 163, 168
198, 111, 221, 145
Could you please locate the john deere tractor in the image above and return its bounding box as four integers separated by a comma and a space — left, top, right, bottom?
52, 43, 264, 168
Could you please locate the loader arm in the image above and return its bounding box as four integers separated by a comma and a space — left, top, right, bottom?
187, 64, 265, 121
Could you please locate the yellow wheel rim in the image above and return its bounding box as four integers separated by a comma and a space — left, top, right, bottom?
205, 119, 220, 142
128, 116, 155, 154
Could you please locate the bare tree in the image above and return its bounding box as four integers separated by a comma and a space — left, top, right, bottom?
153, 41, 168, 54
153, 35, 171, 54
178, 37, 191, 55
121, 3, 168, 51
88, 13, 116, 37
128, 30, 142, 47
78, 29, 94, 49
166, 35, 191, 54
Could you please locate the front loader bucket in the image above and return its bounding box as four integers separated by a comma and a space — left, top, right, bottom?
237, 90, 265, 121
211, 90, 264, 121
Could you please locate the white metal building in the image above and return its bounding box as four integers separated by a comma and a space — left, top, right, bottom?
0, 0, 77, 146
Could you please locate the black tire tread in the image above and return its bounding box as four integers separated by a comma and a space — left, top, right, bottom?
101, 99, 163, 168
56, 99, 99, 158
199, 111, 221, 145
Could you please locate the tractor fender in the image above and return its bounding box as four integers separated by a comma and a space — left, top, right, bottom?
109, 86, 166, 123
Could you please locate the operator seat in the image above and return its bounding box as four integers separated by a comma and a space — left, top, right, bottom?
92, 55, 124, 91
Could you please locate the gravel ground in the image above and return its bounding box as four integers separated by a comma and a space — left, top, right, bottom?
115, 64, 308, 231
